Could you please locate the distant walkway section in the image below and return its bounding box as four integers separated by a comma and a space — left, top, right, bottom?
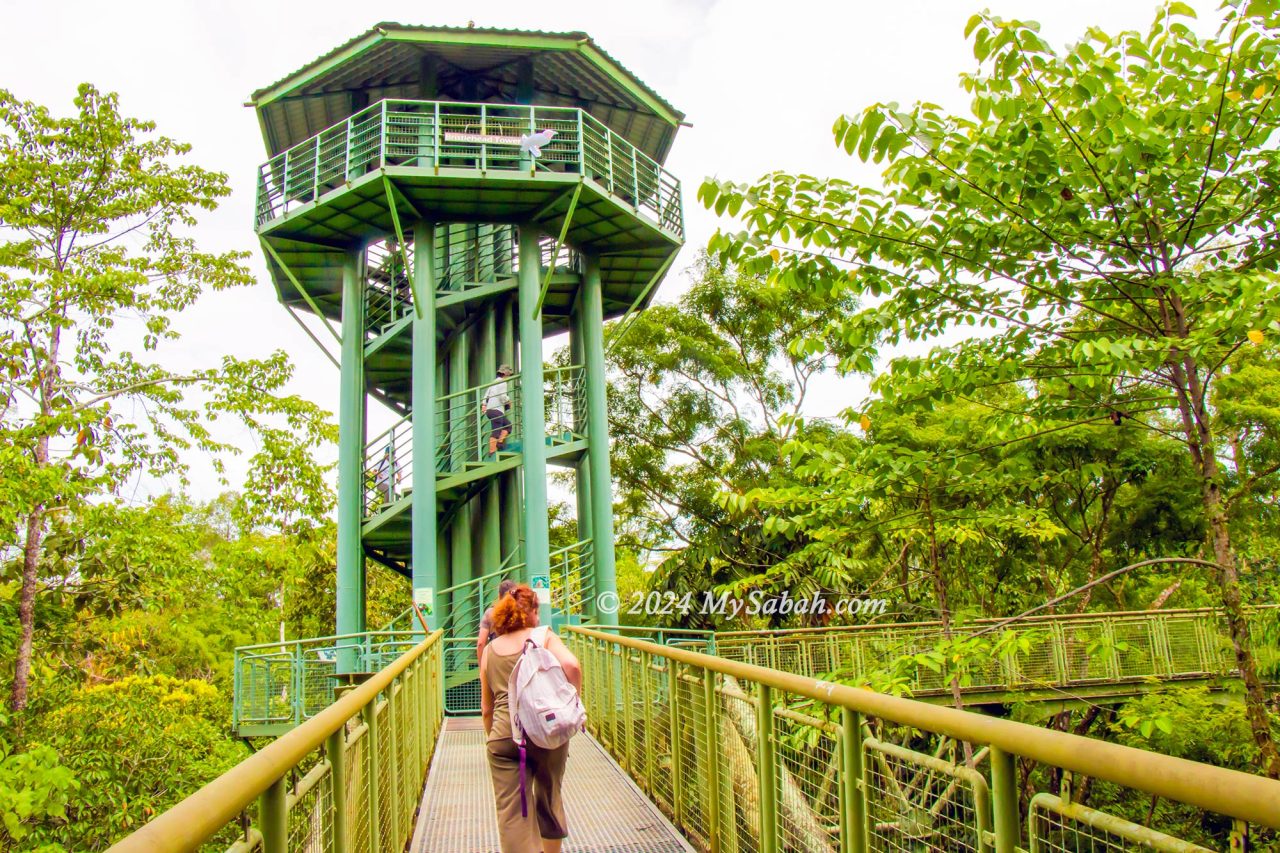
412, 718, 693, 853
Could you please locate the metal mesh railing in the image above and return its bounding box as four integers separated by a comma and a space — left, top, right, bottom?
1028, 794, 1214, 852
113, 634, 444, 853
567, 626, 1280, 853
713, 607, 1275, 701
256, 99, 684, 240
233, 632, 421, 733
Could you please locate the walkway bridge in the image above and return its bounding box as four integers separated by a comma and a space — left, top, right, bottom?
232, 606, 1277, 738
113, 619, 1280, 853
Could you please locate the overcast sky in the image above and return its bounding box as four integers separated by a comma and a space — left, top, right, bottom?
0, 0, 1174, 504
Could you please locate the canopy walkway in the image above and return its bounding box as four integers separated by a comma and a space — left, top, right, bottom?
112, 625, 1280, 853
232, 605, 1275, 737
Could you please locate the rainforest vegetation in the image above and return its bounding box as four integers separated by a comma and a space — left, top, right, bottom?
3, 1, 1280, 849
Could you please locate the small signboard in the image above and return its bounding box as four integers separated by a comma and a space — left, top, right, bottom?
531, 574, 552, 604
413, 587, 434, 615
443, 131, 522, 146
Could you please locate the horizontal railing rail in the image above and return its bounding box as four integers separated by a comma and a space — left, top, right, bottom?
255, 99, 683, 240
567, 625, 1280, 853
111, 632, 444, 853
712, 605, 1279, 701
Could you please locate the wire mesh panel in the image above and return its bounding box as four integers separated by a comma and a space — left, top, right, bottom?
374, 698, 395, 849
674, 666, 713, 849
285, 755, 335, 853
770, 699, 842, 853
720, 679, 765, 853
443, 640, 482, 715
1029, 794, 1214, 852
862, 736, 990, 853
346, 722, 372, 853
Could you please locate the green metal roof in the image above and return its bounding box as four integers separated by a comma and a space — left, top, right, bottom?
250, 24, 684, 164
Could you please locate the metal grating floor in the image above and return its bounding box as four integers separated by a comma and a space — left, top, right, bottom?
412, 718, 694, 853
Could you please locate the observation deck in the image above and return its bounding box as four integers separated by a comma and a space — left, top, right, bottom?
255, 99, 683, 327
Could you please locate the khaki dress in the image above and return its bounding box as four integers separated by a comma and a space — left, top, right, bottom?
486, 640, 570, 852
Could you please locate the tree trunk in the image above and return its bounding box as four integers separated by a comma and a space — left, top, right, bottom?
11, 498, 46, 712
1206, 500, 1280, 777
11, 319, 58, 714
1159, 288, 1280, 777
721, 676, 834, 853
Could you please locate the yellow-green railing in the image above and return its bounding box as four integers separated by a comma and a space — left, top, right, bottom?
111, 632, 444, 853
566, 626, 1280, 852
713, 606, 1278, 702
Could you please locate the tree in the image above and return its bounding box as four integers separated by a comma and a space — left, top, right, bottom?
603, 255, 856, 627
701, 2, 1280, 772
0, 85, 334, 711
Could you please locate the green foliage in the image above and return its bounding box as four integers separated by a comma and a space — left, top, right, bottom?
604, 254, 857, 627
0, 741, 75, 853
701, 1, 1280, 765
0, 82, 335, 711
29, 675, 244, 850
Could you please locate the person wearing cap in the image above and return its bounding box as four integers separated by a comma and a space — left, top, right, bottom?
484, 364, 515, 455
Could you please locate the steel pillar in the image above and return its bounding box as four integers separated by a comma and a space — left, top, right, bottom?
517, 225, 551, 622
336, 249, 366, 667
412, 222, 438, 630
581, 255, 618, 625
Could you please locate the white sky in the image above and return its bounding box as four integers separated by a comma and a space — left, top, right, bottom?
0, 0, 1172, 504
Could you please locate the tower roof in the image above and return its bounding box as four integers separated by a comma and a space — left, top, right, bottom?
250, 24, 685, 164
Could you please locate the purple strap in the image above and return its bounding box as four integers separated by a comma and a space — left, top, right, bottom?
518, 744, 528, 818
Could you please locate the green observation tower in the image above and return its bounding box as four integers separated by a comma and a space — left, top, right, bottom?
248, 25, 684, 685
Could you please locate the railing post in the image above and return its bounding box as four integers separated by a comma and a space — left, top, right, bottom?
669, 659, 685, 827
259, 777, 287, 853
631, 147, 640, 207
327, 726, 350, 853
577, 112, 586, 176
281, 153, 290, 212
380, 100, 388, 169
841, 709, 867, 853
703, 668, 722, 853
312, 135, 320, 201
294, 642, 305, 725
990, 746, 1020, 853
757, 683, 778, 853
364, 698, 382, 852
344, 115, 353, 183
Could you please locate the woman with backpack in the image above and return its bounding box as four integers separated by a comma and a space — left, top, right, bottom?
480, 584, 584, 853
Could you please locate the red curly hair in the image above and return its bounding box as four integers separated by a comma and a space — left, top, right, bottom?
491, 584, 539, 635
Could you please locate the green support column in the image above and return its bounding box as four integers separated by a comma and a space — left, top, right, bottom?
448, 330, 474, 632
496, 296, 521, 564
517, 225, 551, 622
570, 307, 594, 621
478, 309, 502, 576
412, 223, 439, 630
336, 249, 366, 666
580, 255, 618, 625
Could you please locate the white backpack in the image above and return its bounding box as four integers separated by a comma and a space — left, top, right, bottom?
506, 626, 586, 817
507, 626, 586, 751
